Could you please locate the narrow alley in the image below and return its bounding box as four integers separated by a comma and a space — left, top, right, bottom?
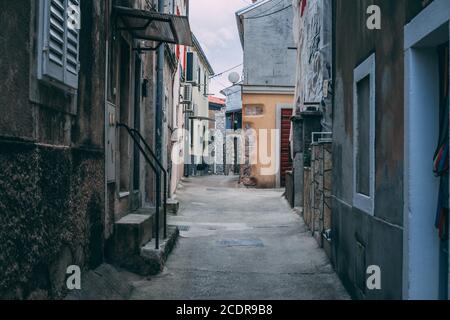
130, 176, 349, 300
2, 0, 450, 304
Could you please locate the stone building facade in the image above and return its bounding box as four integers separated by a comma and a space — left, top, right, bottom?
0, 0, 107, 299
290, 0, 332, 209
302, 142, 332, 257
208, 97, 226, 175
0, 0, 192, 299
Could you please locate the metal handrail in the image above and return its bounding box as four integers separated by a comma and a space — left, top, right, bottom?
117, 123, 167, 249
127, 128, 168, 240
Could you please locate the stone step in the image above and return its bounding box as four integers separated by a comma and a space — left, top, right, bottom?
167, 198, 180, 215
113, 213, 153, 261
111, 207, 178, 276
139, 226, 180, 275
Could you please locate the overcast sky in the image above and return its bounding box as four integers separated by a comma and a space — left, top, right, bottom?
190, 0, 252, 97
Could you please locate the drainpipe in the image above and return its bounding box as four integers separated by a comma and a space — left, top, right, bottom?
154, 0, 165, 247
156, 0, 165, 162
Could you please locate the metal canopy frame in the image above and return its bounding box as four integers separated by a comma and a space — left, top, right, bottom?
114, 5, 192, 52
189, 116, 216, 122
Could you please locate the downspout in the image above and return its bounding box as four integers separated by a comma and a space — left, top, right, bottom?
154, 0, 165, 246
330, 0, 337, 266
156, 0, 165, 162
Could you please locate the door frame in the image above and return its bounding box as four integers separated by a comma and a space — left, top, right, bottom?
403, 0, 450, 300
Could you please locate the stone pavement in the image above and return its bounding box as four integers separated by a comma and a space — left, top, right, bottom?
130, 175, 349, 300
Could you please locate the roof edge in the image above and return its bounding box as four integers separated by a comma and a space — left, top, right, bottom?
191, 33, 215, 75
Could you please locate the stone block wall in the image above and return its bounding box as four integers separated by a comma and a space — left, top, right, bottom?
0, 142, 104, 299
303, 142, 332, 248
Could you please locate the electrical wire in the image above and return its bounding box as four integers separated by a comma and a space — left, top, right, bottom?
211, 77, 230, 89
244, 4, 292, 20
249, 0, 285, 17
209, 63, 243, 79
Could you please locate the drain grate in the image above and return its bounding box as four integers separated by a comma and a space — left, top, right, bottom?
177, 225, 191, 231
217, 239, 264, 248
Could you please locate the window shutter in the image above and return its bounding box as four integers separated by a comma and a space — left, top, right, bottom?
64, 0, 80, 89
38, 0, 79, 91
39, 0, 65, 83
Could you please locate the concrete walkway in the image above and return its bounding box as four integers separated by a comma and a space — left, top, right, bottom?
130, 175, 349, 300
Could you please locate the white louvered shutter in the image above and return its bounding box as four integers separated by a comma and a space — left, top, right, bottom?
38, 0, 79, 90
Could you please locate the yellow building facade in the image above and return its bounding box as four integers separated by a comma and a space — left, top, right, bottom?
242, 90, 294, 188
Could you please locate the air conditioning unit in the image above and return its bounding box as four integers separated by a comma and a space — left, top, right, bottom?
186, 52, 199, 85
181, 83, 193, 105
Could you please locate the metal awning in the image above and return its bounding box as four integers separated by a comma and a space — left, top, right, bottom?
189, 116, 216, 122
114, 6, 193, 48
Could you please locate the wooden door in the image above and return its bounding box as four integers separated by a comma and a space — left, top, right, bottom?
280, 109, 293, 187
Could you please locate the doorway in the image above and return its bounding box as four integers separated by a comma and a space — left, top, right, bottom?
280, 108, 293, 187
276, 104, 293, 188
404, 2, 450, 299
131, 53, 142, 210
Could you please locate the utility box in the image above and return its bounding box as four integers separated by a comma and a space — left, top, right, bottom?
106, 102, 116, 183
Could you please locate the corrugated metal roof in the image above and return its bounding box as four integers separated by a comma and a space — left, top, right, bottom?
114, 6, 193, 46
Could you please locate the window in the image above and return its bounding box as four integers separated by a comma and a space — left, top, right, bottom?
37, 0, 80, 91
198, 67, 201, 92
245, 105, 264, 116
353, 54, 376, 215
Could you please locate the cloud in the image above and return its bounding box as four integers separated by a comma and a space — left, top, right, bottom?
190, 0, 248, 96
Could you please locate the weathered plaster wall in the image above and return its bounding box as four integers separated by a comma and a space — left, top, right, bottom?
241, 0, 296, 87
332, 0, 429, 299
0, 0, 33, 140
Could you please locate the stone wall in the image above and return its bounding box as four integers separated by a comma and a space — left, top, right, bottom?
208, 109, 226, 175
303, 167, 312, 227
302, 142, 332, 249
0, 143, 104, 299
0, 0, 106, 299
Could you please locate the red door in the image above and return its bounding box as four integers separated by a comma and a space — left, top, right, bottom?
280, 109, 293, 187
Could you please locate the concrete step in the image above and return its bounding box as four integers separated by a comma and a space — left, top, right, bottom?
140, 226, 180, 275
113, 213, 153, 261
167, 198, 180, 215
111, 207, 179, 276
